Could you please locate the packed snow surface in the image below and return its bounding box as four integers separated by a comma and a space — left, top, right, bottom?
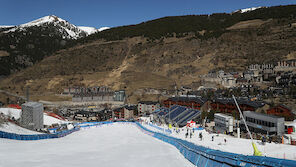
0, 123, 194, 167
0, 122, 42, 134
0, 108, 21, 120
0, 108, 68, 127
142, 122, 296, 160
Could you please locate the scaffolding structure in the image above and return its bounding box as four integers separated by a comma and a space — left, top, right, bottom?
21, 102, 44, 130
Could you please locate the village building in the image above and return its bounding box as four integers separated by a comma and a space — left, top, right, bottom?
274, 59, 296, 72
210, 98, 266, 115
123, 106, 136, 119
73, 110, 102, 122
267, 105, 295, 121
214, 113, 234, 134
242, 111, 285, 136
113, 105, 136, 119
138, 101, 160, 115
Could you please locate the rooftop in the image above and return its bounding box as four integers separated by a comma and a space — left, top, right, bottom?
167, 96, 207, 104
139, 101, 159, 105
244, 110, 284, 119
22, 102, 43, 108
213, 98, 265, 108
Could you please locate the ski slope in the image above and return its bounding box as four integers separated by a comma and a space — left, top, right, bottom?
0, 123, 194, 167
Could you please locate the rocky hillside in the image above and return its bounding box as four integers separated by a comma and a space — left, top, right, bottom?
1, 5, 296, 102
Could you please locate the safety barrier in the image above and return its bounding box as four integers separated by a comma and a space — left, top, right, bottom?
0, 127, 80, 140
76, 121, 113, 128
135, 122, 296, 167
147, 123, 172, 134
0, 121, 115, 140
0, 121, 295, 166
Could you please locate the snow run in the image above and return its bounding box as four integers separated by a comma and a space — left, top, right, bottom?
0, 123, 194, 167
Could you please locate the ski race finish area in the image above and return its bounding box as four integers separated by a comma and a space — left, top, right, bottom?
0, 123, 194, 167
0, 122, 296, 167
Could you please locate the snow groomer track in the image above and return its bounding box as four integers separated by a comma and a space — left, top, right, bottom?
0, 122, 295, 167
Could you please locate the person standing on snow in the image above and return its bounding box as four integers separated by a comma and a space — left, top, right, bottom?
199, 132, 203, 141
212, 135, 214, 141
224, 137, 227, 144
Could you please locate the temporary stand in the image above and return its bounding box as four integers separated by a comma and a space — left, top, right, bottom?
232, 95, 262, 156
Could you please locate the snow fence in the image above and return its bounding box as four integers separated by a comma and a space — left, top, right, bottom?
135, 122, 296, 167
147, 123, 172, 134
76, 121, 113, 128
0, 127, 80, 140
0, 121, 113, 140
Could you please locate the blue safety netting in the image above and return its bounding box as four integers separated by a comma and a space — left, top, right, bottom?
76, 121, 113, 128
0, 127, 79, 140
135, 122, 296, 167
0, 121, 113, 140
147, 123, 172, 134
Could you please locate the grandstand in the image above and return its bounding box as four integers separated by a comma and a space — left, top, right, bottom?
152, 105, 201, 127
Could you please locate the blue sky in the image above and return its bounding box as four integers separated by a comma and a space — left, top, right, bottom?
1, 0, 295, 28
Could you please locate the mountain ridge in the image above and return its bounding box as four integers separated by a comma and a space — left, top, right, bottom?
0, 15, 109, 76
1, 15, 109, 38
1, 5, 296, 103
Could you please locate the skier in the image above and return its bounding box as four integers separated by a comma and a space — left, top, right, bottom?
185, 132, 188, 138
224, 137, 227, 144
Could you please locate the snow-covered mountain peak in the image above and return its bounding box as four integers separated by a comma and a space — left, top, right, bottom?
78, 26, 110, 35
20, 15, 68, 27
78, 26, 97, 35
1, 15, 111, 39
4, 15, 87, 39
241, 7, 261, 13
98, 27, 110, 32
235, 7, 262, 13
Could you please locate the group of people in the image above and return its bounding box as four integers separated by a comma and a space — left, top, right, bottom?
260, 135, 272, 145
185, 128, 194, 139
184, 129, 228, 144
184, 128, 205, 141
